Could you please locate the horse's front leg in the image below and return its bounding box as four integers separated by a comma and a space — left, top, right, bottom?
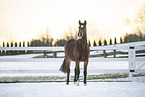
74, 67, 77, 84
84, 59, 88, 85
75, 60, 80, 86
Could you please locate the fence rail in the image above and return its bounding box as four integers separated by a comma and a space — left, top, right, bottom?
0, 41, 145, 81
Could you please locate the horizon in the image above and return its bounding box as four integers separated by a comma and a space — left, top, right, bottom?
0, 0, 145, 45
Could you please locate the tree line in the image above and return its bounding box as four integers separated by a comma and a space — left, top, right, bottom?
29, 29, 77, 47
30, 29, 145, 47
1, 30, 145, 47
92, 31, 145, 47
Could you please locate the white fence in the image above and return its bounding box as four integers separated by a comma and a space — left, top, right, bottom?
0, 41, 145, 81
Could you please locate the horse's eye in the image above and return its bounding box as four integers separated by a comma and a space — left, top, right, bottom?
78, 32, 82, 37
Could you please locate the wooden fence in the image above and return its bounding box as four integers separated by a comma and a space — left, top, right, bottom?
0, 41, 145, 81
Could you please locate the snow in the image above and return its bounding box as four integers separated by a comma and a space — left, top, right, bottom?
0, 54, 145, 79
133, 76, 145, 83
0, 53, 145, 97
0, 59, 132, 78
0, 54, 43, 58
91, 76, 145, 83
0, 82, 145, 97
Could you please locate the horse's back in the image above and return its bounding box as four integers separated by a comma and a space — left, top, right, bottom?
65, 39, 76, 47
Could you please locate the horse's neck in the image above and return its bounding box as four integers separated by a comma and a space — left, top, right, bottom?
81, 36, 87, 47
83, 29, 87, 44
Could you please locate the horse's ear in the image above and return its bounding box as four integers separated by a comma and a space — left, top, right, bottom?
79, 20, 81, 25
84, 20, 87, 25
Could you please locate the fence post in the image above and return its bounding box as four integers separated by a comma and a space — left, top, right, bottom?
113, 50, 116, 58
53, 52, 57, 58
103, 50, 107, 58
43, 51, 46, 58
128, 46, 136, 81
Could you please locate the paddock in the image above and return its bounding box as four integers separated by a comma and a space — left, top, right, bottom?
0, 41, 145, 97
0, 41, 145, 81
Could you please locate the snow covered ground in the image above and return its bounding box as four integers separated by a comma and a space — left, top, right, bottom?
0, 54, 145, 81
0, 82, 145, 97
0, 57, 144, 75
0, 57, 132, 77
0, 53, 145, 97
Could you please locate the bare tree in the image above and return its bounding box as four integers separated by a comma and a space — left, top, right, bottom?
127, 4, 145, 33
31, 28, 53, 46
61, 26, 77, 40
126, 3, 145, 42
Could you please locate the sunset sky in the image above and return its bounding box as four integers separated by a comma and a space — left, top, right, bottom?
0, 0, 145, 44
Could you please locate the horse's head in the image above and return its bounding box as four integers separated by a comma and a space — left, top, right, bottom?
78, 20, 87, 38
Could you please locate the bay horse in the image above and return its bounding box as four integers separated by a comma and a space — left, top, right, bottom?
60, 20, 90, 85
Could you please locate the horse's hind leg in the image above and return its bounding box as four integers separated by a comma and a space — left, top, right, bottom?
84, 59, 88, 85
66, 59, 70, 85
66, 67, 70, 85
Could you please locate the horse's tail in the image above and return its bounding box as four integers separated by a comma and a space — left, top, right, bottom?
59, 58, 68, 73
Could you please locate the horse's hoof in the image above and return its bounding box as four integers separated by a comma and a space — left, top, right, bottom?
76, 81, 79, 86
84, 84, 87, 86
66, 83, 69, 85
76, 83, 79, 86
